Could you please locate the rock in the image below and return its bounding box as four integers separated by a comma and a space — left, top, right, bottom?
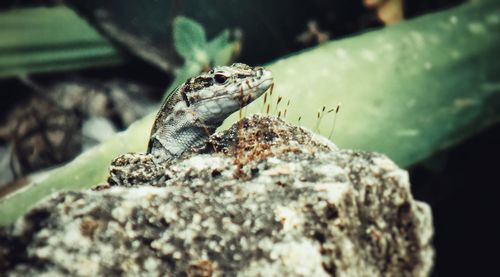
0, 115, 433, 276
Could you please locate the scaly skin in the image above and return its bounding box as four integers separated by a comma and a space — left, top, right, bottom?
107, 63, 273, 187
148, 63, 273, 163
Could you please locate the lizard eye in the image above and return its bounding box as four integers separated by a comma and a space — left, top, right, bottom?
214, 73, 228, 84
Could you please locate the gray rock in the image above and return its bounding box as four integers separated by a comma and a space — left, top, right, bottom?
0, 115, 433, 276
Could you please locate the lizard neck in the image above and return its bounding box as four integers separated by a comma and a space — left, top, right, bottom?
147, 104, 217, 163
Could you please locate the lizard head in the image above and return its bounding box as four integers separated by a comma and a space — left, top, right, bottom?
181, 63, 273, 126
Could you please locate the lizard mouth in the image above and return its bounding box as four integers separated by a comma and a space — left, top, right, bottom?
256, 77, 274, 93
240, 69, 274, 99
242, 75, 274, 97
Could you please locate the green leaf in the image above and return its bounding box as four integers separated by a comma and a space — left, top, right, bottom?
207, 30, 235, 66
206, 30, 229, 59
173, 16, 207, 61
207, 30, 229, 54
0, 7, 123, 78
212, 41, 236, 67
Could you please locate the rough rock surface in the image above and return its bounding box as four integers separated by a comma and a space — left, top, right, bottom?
0, 115, 433, 276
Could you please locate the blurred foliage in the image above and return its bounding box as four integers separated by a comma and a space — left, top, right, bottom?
69, 0, 369, 70
1, 0, 499, 225
165, 16, 237, 99
0, 7, 123, 78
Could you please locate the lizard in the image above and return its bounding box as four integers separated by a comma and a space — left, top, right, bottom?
106, 63, 273, 187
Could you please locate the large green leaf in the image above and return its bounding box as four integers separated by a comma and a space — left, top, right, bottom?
207, 30, 234, 67
0, 7, 123, 78
223, 0, 500, 167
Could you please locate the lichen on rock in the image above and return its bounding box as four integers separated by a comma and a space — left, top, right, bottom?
0, 115, 433, 276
